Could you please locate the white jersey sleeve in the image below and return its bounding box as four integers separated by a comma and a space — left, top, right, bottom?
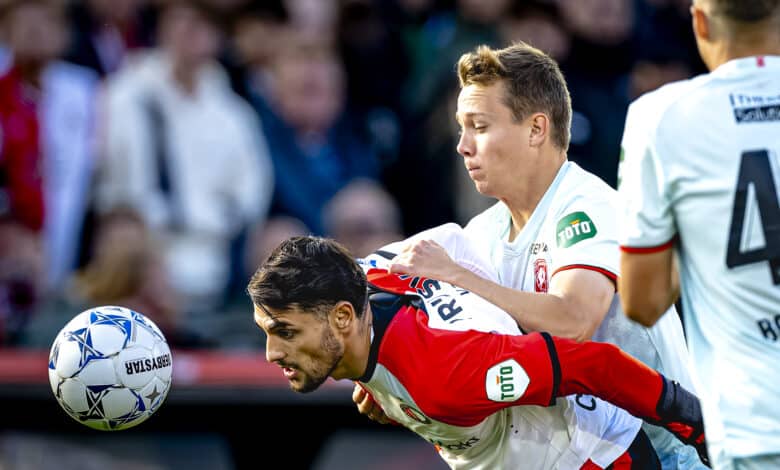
546, 182, 621, 279
618, 81, 698, 250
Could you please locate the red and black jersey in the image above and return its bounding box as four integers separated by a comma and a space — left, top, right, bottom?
357, 256, 642, 469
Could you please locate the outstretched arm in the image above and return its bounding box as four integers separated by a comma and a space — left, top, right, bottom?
352, 329, 705, 453
547, 334, 704, 451
389, 240, 612, 341
368, 305, 705, 452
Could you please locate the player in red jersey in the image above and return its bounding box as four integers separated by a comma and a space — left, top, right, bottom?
248, 235, 707, 469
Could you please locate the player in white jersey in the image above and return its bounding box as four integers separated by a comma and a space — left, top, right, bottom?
247, 233, 707, 469
617, 1, 780, 468
375, 43, 706, 468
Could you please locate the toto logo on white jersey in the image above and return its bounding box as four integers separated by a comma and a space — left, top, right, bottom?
556, 211, 597, 248
485, 359, 529, 402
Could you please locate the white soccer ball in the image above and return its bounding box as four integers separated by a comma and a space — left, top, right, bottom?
48, 306, 173, 431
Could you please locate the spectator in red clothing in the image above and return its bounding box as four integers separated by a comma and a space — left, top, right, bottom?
0, 0, 67, 232
0, 0, 68, 343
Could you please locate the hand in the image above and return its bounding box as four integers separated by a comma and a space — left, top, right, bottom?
389, 239, 462, 283
352, 383, 391, 424
654, 379, 710, 466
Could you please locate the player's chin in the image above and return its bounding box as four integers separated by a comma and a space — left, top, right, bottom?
288, 379, 305, 393
290, 374, 328, 394
472, 180, 493, 197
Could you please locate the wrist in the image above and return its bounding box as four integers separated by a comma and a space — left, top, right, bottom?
449, 265, 473, 288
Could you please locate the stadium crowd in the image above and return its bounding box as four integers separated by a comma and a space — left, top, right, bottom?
0, 0, 704, 350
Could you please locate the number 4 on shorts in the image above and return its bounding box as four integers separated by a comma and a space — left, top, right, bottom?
726, 149, 780, 285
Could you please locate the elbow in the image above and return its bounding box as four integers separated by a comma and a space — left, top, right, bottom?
571, 326, 596, 343
619, 284, 668, 327
557, 313, 601, 343
622, 301, 664, 327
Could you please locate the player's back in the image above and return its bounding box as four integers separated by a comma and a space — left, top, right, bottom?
632, 56, 780, 457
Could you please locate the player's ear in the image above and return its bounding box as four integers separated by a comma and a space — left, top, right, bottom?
331, 301, 355, 331
691, 4, 710, 42
529, 112, 549, 148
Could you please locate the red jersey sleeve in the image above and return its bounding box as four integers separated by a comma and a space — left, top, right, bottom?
376, 305, 668, 428
377, 305, 559, 427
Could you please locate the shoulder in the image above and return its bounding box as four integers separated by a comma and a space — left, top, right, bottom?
203, 66, 262, 133
559, 163, 616, 202
103, 52, 160, 103
624, 74, 715, 143
44, 61, 99, 88
543, 164, 620, 252
552, 163, 618, 220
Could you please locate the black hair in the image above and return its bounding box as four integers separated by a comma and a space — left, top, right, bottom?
247, 236, 368, 317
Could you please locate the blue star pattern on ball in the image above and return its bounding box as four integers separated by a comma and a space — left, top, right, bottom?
130, 310, 166, 342
49, 306, 173, 431
105, 391, 147, 430
48, 340, 61, 370
66, 386, 147, 430
65, 327, 105, 374
89, 309, 134, 347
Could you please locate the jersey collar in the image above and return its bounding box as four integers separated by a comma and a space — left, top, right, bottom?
714, 55, 780, 76
358, 291, 415, 382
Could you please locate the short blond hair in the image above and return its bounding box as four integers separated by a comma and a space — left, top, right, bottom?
457, 42, 572, 150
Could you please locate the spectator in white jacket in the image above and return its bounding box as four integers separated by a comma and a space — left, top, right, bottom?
96, 0, 274, 311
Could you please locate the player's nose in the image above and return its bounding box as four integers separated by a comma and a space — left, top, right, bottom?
457, 130, 475, 158
265, 337, 286, 363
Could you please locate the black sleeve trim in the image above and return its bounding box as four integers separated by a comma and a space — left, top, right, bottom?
541, 332, 561, 406
373, 250, 397, 260
656, 374, 669, 420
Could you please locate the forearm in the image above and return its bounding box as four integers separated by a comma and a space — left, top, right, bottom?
619, 250, 679, 326
449, 268, 595, 340
548, 335, 704, 447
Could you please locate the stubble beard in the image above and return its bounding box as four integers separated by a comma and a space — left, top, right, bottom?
295, 325, 344, 394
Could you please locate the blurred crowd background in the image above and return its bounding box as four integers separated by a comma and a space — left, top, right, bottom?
0, 0, 705, 352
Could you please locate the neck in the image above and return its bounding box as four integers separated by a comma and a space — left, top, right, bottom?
706, 20, 780, 69
502, 150, 566, 241
171, 61, 199, 96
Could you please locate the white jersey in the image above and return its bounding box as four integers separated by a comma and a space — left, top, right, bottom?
618, 55, 780, 462
464, 161, 704, 468
360, 226, 641, 469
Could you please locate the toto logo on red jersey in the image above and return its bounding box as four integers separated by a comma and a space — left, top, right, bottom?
534, 259, 548, 293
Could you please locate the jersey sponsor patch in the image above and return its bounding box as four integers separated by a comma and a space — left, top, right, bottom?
485, 359, 529, 402
730, 92, 780, 123
556, 211, 597, 248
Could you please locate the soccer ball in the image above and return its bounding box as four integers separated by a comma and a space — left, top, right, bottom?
48, 306, 173, 431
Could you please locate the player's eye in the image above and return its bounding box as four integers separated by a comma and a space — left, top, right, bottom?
473, 123, 487, 132
277, 329, 295, 340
